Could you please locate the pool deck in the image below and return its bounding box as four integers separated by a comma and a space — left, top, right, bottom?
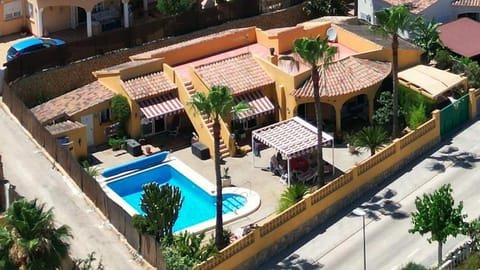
91, 142, 370, 238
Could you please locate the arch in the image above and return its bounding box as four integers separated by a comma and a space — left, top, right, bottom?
296, 102, 336, 133
340, 94, 369, 133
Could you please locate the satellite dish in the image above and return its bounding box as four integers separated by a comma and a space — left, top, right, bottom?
326, 27, 337, 43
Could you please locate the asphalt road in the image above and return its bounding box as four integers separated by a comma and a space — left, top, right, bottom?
262, 120, 480, 270
0, 98, 147, 269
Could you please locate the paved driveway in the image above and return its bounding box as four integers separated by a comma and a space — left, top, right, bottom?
0, 99, 148, 270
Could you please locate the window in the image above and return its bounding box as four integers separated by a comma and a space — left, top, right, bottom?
243, 118, 258, 130
4, 0, 22, 20
100, 109, 111, 123
92, 2, 105, 13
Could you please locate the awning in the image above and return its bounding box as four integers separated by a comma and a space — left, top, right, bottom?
234, 91, 274, 122
138, 94, 184, 119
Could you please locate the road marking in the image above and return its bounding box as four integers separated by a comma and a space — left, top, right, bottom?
407, 248, 420, 258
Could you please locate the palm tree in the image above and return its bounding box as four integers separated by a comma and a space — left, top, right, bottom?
189, 85, 249, 249
412, 17, 443, 63
293, 36, 336, 186
373, 6, 421, 137
0, 199, 72, 270
354, 126, 388, 156
278, 183, 310, 213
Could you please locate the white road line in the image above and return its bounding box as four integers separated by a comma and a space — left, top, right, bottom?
407, 248, 420, 258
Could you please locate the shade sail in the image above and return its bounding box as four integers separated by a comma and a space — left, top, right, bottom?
252, 117, 333, 159
138, 94, 184, 119
234, 91, 275, 122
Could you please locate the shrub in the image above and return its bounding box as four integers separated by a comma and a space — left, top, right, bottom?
110, 94, 130, 135
156, 0, 194, 16
434, 50, 453, 70
401, 262, 428, 270
278, 183, 309, 212
406, 103, 427, 130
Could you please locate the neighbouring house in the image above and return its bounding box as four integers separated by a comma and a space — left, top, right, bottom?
438, 17, 480, 59
31, 19, 423, 158
0, 0, 153, 37
30, 80, 115, 158
357, 0, 480, 25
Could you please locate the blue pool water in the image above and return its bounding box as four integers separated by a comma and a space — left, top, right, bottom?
107, 164, 247, 232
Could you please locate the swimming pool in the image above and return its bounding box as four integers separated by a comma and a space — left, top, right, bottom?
103, 158, 260, 233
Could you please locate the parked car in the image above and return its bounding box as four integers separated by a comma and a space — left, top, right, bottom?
6, 37, 66, 62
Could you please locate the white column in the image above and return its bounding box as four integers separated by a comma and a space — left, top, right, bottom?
143, 0, 148, 11
122, 0, 129, 28
86, 11, 92, 37
70, 6, 77, 29
37, 8, 44, 36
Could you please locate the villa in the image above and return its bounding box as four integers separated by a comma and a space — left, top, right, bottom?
29, 19, 429, 159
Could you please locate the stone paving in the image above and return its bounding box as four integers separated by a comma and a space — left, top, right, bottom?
92, 139, 370, 236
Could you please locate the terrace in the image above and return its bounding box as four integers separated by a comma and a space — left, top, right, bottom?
90, 135, 369, 235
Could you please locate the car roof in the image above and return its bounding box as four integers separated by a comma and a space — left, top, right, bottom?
11, 38, 44, 50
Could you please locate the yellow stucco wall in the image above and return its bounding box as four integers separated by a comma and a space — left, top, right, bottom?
196, 111, 442, 270
0, 0, 27, 36
70, 100, 112, 146
42, 5, 70, 34
132, 27, 258, 65
53, 125, 87, 159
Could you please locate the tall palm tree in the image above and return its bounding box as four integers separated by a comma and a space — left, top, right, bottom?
0, 199, 72, 270
354, 126, 388, 156
293, 36, 336, 186
373, 6, 420, 137
189, 85, 249, 249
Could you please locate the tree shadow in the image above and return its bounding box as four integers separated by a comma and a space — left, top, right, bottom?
427, 146, 479, 171
357, 188, 409, 220
266, 254, 324, 270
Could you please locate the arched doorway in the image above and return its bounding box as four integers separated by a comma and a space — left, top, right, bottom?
297, 102, 336, 133
341, 94, 369, 133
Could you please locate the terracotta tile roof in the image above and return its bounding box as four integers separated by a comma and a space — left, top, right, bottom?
380, 0, 438, 14
452, 0, 480, 6
292, 57, 391, 98
45, 120, 85, 135
439, 17, 480, 57
195, 53, 274, 95
122, 72, 177, 101
31, 81, 115, 124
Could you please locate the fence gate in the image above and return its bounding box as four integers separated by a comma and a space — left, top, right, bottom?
440, 94, 470, 137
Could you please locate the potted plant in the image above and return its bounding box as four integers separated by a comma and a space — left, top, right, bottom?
344, 132, 358, 154
108, 136, 126, 151
222, 167, 231, 187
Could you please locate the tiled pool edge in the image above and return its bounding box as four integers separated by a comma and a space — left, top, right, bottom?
101, 157, 261, 234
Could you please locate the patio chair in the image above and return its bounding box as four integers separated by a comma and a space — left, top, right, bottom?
295, 167, 317, 184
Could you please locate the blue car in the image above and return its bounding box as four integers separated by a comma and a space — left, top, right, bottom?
6, 37, 65, 62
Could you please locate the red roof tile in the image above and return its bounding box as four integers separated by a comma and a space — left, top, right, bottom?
438, 17, 480, 58
292, 57, 391, 98
31, 81, 114, 124
122, 72, 177, 101
452, 0, 480, 6
195, 53, 274, 95
381, 0, 438, 14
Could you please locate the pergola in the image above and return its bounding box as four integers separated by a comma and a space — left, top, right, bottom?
252, 117, 334, 186
398, 65, 468, 99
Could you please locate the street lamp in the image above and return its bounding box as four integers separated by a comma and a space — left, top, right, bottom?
353, 208, 367, 270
